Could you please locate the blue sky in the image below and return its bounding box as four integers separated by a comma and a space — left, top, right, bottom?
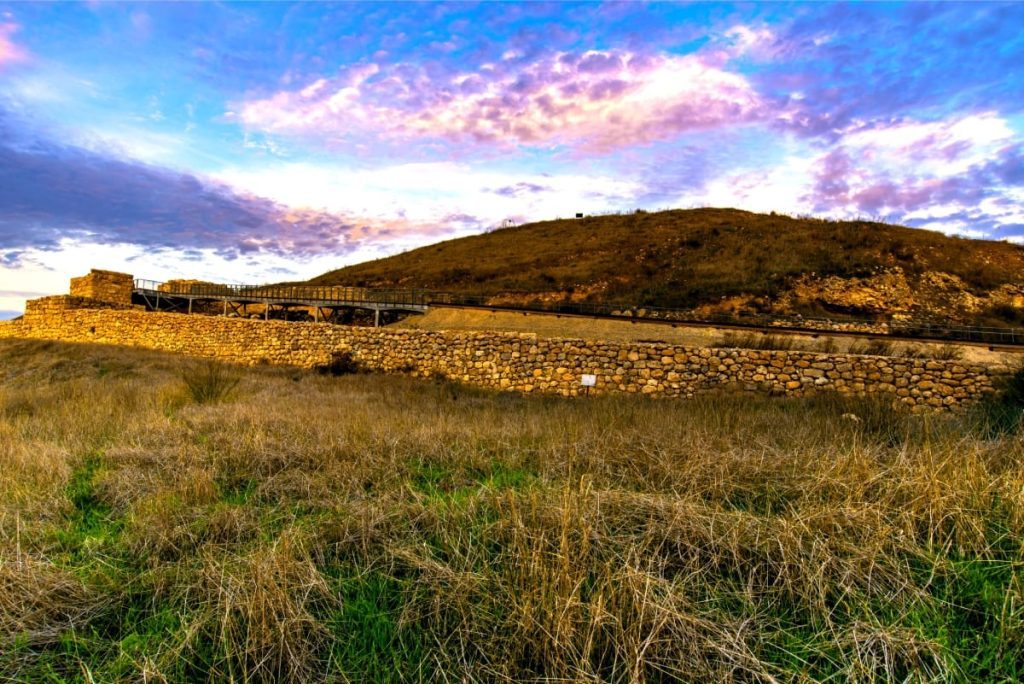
1, 2, 1022, 317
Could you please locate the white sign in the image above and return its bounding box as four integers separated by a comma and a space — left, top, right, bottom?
580, 374, 597, 387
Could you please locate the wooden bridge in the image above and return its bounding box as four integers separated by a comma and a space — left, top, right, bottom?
133, 280, 430, 326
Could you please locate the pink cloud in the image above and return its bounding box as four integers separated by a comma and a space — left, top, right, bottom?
0, 22, 26, 67
235, 50, 765, 153
804, 113, 1014, 216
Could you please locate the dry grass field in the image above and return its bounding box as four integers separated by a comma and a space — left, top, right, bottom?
1, 338, 1023, 682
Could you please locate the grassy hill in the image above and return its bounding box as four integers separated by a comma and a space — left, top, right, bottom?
3, 338, 1024, 681
311, 208, 1024, 323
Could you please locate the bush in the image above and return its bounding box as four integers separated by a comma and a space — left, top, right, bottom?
180, 361, 240, 404
930, 343, 964, 361
713, 332, 795, 351
986, 303, 1024, 325
316, 351, 361, 376
811, 392, 912, 447
815, 337, 839, 354
848, 338, 896, 356
969, 366, 1024, 437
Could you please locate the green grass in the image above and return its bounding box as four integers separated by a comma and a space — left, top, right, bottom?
322, 569, 433, 682
1, 339, 1022, 682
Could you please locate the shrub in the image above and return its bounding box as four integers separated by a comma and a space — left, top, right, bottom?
316, 351, 361, 376
815, 337, 839, 354
180, 361, 240, 404
969, 366, 1024, 437
713, 332, 795, 351
811, 392, 912, 447
930, 343, 964, 361
848, 338, 895, 356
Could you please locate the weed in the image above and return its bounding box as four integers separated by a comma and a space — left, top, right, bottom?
849, 338, 896, 356
931, 343, 964, 361
316, 350, 361, 376
713, 331, 795, 350
816, 336, 839, 353
968, 365, 1024, 437
180, 361, 240, 404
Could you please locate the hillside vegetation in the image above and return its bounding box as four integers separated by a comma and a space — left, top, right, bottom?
312, 208, 1024, 324
2, 338, 1023, 681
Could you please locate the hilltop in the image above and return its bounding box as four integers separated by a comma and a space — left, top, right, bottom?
311, 208, 1024, 324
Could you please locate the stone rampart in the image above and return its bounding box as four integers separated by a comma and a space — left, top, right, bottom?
0, 320, 21, 339
1, 297, 996, 409
69, 269, 134, 305
25, 295, 137, 316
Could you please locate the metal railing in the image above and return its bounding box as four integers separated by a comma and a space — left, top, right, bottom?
431, 295, 1024, 345
133, 278, 1024, 345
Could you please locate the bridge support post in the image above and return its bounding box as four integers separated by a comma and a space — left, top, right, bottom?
265, 304, 270, 321
222, 300, 227, 317
188, 298, 193, 315
374, 308, 380, 328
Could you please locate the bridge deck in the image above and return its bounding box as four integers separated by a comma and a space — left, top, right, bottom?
133, 280, 430, 313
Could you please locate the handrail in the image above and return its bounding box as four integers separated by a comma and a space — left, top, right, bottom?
133, 278, 1024, 345
134, 279, 432, 307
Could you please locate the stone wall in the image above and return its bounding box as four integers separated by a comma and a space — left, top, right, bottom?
1, 296, 996, 409
25, 295, 137, 316
0, 320, 20, 339
69, 269, 134, 305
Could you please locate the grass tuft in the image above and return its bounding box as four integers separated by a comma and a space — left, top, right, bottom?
180, 361, 240, 404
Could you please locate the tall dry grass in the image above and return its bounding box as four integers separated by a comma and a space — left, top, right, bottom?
0, 338, 1021, 682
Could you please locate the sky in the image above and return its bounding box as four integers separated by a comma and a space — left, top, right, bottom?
1, 2, 1022, 318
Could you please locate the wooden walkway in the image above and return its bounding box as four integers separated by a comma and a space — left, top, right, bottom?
133, 280, 430, 326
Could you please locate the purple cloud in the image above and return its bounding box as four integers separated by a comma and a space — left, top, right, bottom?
0, 114, 446, 263
804, 118, 1022, 219
763, 4, 1024, 140
236, 49, 766, 154
492, 182, 550, 198
0, 21, 25, 67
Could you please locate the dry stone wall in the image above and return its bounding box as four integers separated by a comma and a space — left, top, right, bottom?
1, 296, 997, 409
69, 270, 135, 305
25, 295, 138, 316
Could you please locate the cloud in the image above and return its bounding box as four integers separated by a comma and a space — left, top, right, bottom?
235, 49, 764, 153
672, 107, 1023, 244
804, 113, 1017, 218
765, 3, 1024, 139
215, 160, 643, 230
492, 182, 550, 198
0, 119, 457, 264
715, 24, 780, 60
0, 22, 26, 67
